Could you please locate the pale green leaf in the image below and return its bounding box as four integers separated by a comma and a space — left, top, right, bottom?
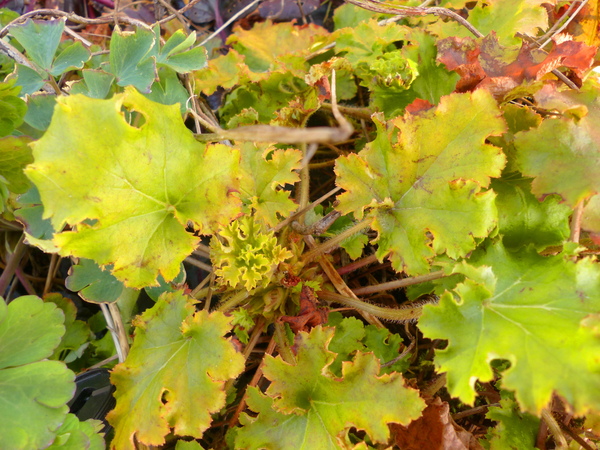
236, 326, 425, 448
419, 243, 600, 414
45, 293, 91, 360
26, 88, 241, 288
335, 91, 506, 275
9, 19, 64, 71
69, 70, 115, 99
109, 27, 156, 92
107, 291, 245, 449
49, 41, 91, 77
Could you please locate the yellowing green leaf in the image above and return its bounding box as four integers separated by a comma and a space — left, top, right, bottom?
239, 143, 301, 226
236, 326, 424, 448
419, 243, 600, 414
514, 113, 600, 207
335, 91, 506, 275
26, 88, 241, 288
227, 20, 330, 75
107, 291, 245, 449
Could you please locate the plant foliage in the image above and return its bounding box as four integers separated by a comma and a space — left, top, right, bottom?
2, 0, 600, 448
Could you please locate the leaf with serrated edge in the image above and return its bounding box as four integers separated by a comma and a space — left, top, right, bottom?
514, 114, 600, 207
236, 326, 424, 448
26, 88, 240, 288
238, 143, 301, 227
419, 242, 600, 414
335, 90, 505, 275
107, 291, 245, 449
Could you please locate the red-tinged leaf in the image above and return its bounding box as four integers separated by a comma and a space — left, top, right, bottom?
437, 34, 596, 98
279, 285, 328, 333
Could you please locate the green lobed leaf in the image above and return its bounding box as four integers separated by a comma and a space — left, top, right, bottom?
238, 142, 302, 227
26, 88, 241, 288
13, 64, 46, 96
155, 28, 207, 73
108, 27, 156, 92
0, 79, 27, 136
69, 69, 115, 99
0, 295, 75, 450
107, 291, 245, 449
46, 414, 105, 450
8, 19, 64, 71
491, 175, 571, 249
45, 293, 91, 361
419, 242, 600, 414
237, 326, 424, 448
514, 116, 600, 207
49, 41, 91, 77
0, 135, 33, 196
482, 392, 539, 450
66, 258, 136, 304
145, 67, 191, 114
335, 90, 506, 275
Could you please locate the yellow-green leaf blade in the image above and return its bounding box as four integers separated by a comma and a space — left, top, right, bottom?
107, 291, 245, 449
25, 88, 240, 288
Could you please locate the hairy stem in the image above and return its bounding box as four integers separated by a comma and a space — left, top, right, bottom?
318, 290, 427, 322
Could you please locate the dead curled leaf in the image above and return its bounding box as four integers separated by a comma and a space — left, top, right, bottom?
392, 397, 484, 450
437, 33, 596, 98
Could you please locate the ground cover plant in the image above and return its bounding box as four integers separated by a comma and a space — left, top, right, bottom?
1, 0, 600, 448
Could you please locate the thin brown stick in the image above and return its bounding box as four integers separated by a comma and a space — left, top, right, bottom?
336, 253, 378, 276
0, 235, 28, 298
570, 201, 584, 243
0, 9, 152, 38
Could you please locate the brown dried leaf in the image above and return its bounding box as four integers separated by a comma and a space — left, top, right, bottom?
392, 397, 484, 450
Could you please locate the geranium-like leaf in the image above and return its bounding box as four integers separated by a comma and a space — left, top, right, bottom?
236, 326, 424, 448
107, 291, 245, 449
335, 90, 506, 275
0, 79, 27, 136
26, 88, 240, 288
239, 142, 301, 226
9, 19, 64, 71
108, 27, 156, 92
0, 295, 75, 450
419, 242, 600, 414
0, 136, 33, 195
66, 258, 138, 304
484, 393, 539, 450
46, 414, 105, 450
491, 175, 571, 249
227, 20, 331, 75
514, 84, 600, 206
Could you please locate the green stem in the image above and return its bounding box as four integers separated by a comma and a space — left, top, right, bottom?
297, 143, 310, 225
301, 218, 371, 263
318, 290, 427, 322
217, 290, 250, 312
352, 270, 446, 296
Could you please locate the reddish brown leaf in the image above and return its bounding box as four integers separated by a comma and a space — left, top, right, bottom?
405, 98, 435, 114
392, 397, 484, 450
279, 285, 328, 333
437, 33, 597, 98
